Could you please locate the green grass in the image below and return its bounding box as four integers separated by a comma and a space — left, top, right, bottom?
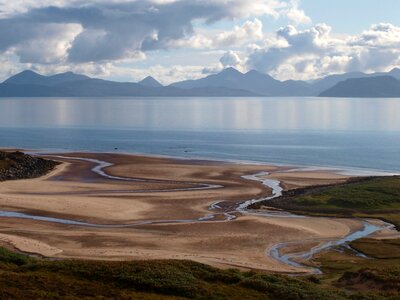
264, 176, 400, 228
255, 175, 400, 298
293, 177, 400, 210
313, 238, 400, 299
0, 247, 383, 300
350, 238, 400, 259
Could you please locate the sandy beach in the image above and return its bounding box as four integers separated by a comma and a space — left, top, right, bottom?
0, 151, 382, 273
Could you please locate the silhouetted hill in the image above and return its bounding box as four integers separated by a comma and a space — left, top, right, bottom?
0, 70, 256, 97
319, 76, 400, 97
4, 70, 90, 86
171, 67, 313, 96
312, 68, 400, 93
0, 83, 70, 97
387, 68, 400, 80
138, 76, 163, 88
2, 68, 400, 97
312, 72, 367, 93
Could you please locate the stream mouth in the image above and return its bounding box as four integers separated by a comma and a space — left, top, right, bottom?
268, 222, 389, 274
0, 154, 392, 273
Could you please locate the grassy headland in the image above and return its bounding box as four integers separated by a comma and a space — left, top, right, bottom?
313, 238, 400, 299
248, 174, 400, 298
251, 176, 400, 229
0, 246, 395, 300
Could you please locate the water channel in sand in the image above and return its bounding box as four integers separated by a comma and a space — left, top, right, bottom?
0, 154, 392, 273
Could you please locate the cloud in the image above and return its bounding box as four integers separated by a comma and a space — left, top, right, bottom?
247, 22, 400, 80
0, 0, 301, 64
14, 23, 82, 64
247, 24, 333, 74
283, 0, 311, 25
220, 51, 243, 68
352, 23, 400, 48
0, 0, 68, 17
2, 1, 398, 83
171, 18, 264, 49
215, 18, 264, 47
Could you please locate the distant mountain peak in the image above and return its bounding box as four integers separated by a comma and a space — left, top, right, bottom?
319, 75, 400, 97
139, 76, 163, 88
60, 71, 75, 75
389, 67, 400, 76
245, 69, 275, 80
3, 70, 44, 84
170, 67, 311, 96
3, 69, 90, 86
3, 67, 400, 98
48, 71, 89, 81
245, 69, 259, 75
19, 70, 39, 75
220, 67, 242, 75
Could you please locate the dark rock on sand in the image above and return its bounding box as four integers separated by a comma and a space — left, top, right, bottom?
0, 151, 59, 181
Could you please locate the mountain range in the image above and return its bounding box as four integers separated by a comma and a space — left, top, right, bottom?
320, 76, 400, 97
1, 67, 400, 98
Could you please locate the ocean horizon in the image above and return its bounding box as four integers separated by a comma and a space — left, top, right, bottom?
1, 97, 400, 173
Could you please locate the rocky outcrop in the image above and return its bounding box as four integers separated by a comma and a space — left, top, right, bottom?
0, 151, 59, 181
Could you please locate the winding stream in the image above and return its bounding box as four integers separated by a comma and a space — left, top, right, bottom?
269, 222, 386, 274
51, 155, 223, 191
0, 154, 392, 273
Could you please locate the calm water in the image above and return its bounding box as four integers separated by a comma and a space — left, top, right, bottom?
0, 97, 399, 172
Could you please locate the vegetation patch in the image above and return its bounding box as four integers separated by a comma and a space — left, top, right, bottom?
251, 176, 400, 229
338, 268, 400, 294
0, 247, 387, 300
351, 238, 400, 259
313, 238, 400, 298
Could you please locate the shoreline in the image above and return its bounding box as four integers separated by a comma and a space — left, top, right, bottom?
23, 147, 400, 177
0, 149, 396, 274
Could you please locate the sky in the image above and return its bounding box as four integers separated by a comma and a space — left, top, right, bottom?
0, 0, 399, 84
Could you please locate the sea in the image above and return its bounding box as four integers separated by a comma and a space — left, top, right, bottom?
0, 97, 399, 173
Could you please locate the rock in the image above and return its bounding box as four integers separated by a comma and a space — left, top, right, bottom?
0, 151, 59, 181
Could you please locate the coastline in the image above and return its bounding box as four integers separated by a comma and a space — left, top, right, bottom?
0, 150, 397, 274
28, 147, 400, 177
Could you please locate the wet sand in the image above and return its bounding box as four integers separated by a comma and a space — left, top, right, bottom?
0, 152, 382, 273
266, 169, 349, 190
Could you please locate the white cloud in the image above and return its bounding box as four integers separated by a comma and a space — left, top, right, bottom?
13, 23, 82, 64
170, 18, 264, 49
247, 22, 400, 80
219, 51, 244, 68
0, 0, 68, 17
215, 18, 264, 47
283, 0, 311, 25
0, 55, 24, 81
1, 1, 399, 83
352, 23, 400, 48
